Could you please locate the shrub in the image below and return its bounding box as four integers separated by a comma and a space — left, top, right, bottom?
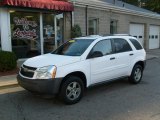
0, 51, 17, 72
71, 24, 82, 38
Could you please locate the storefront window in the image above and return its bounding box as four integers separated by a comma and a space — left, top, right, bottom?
0, 31, 1, 50
43, 13, 55, 53
10, 11, 40, 58
43, 13, 64, 54
0, 24, 1, 50
56, 14, 64, 46
0, 41, 1, 51
110, 20, 118, 34
89, 18, 99, 35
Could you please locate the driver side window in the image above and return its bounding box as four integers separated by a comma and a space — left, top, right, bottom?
91, 39, 113, 56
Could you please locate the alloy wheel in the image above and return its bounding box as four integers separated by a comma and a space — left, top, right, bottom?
66, 82, 81, 101
134, 68, 142, 82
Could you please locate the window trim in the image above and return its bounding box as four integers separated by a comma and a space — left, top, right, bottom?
88, 18, 99, 35
110, 19, 118, 34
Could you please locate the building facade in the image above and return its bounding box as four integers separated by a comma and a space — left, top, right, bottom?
73, 0, 160, 50
0, 0, 73, 59
0, 0, 160, 61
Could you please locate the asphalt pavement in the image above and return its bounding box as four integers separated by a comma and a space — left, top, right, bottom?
0, 53, 160, 120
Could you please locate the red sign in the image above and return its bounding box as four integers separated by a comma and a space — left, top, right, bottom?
13, 28, 37, 40
13, 17, 38, 39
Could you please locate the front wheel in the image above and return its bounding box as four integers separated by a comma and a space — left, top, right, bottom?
59, 76, 84, 105
129, 64, 143, 84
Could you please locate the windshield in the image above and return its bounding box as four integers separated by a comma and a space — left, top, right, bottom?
52, 39, 94, 56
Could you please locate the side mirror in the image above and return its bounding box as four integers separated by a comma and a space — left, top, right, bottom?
89, 51, 103, 58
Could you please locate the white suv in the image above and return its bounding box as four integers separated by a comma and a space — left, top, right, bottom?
17, 35, 146, 104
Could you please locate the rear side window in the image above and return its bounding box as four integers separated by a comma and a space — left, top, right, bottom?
113, 38, 132, 53
130, 39, 143, 50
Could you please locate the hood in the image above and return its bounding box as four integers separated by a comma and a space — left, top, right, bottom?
23, 54, 81, 68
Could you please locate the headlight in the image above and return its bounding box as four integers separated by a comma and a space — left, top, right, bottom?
35, 65, 57, 79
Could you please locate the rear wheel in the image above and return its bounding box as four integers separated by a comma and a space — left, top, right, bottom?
59, 76, 84, 105
129, 64, 143, 84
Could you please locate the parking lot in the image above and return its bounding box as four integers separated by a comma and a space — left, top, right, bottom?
0, 51, 160, 120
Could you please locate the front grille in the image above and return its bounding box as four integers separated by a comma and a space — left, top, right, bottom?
23, 65, 37, 71
20, 65, 37, 78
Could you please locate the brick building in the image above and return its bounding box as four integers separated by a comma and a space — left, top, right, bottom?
73, 0, 160, 50
0, 0, 73, 59
0, 0, 160, 61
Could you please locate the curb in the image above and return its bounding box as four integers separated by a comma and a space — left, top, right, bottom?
146, 55, 159, 60
147, 57, 158, 60
0, 83, 19, 90
0, 75, 18, 89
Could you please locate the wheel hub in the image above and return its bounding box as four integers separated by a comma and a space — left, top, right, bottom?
66, 82, 81, 100
134, 68, 142, 81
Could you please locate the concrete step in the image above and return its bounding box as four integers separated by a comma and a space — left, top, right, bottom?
0, 75, 18, 89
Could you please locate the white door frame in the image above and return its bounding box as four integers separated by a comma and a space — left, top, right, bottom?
54, 15, 58, 49
0, 8, 12, 51
40, 12, 44, 54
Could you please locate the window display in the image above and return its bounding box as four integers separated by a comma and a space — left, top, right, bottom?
0, 32, 1, 50
10, 11, 64, 58
56, 14, 64, 46
0, 23, 1, 50
43, 13, 64, 53
10, 11, 40, 58
43, 13, 55, 53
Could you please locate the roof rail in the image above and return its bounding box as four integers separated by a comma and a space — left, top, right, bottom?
113, 34, 131, 36
88, 35, 102, 37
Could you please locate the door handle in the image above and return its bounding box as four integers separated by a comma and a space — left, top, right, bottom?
129, 53, 134, 56
110, 57, 115, 60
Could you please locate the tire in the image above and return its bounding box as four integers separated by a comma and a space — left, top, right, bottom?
59, 76, 84, 105
129, 64, 143, 84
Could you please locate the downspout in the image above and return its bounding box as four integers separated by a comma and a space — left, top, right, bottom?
71, 0, 76, 27
113, 0, 116, 4
71, 11, 73, 32
71, 0, 75, 39
85, 5, 88, 36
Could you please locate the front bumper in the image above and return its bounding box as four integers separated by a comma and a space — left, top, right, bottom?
17, 75, 63, 94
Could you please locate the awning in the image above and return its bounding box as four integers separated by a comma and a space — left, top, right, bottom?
0, 0, 74, 11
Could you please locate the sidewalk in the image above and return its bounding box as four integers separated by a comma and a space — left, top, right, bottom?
146, 49, 160, 60
0, 49, 159, 89
0, 75, 17, 88
146, 54, 159, 60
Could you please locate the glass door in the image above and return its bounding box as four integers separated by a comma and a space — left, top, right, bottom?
42, 13, 64, 54
56, 13, 64, 47
43, 13, 55, 54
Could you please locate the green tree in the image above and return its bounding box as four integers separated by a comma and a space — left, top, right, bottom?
71, 24, 82, 38
122, 0, 160, 13
122, 0, 139, 6
145, 0, 160, 13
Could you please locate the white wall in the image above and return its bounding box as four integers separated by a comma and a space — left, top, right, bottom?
0, 8, 12, 51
